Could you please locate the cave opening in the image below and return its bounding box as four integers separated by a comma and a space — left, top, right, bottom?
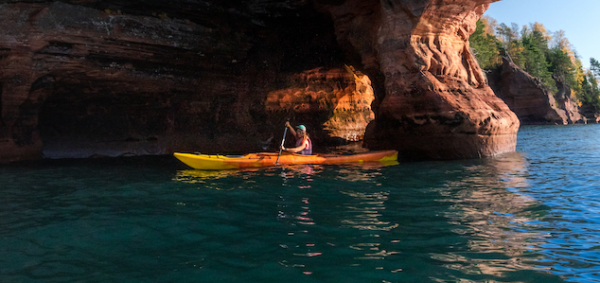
38, 84, 181, 158
257, 5, 377, 147
271, 5, 346, 73
29, 1, 377, 158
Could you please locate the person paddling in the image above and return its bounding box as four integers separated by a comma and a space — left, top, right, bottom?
280, 122, 312, 155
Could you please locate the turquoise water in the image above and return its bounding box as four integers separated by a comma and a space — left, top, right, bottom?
2, 125, 600, 282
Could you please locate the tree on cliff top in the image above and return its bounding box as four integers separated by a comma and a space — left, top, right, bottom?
496, 23, 524, 65
520, 27, 556, 92
547, 47, 576, 94
570, 58, 600, 109
583, 58, 600, 109
552, 30, 577, 64
578, 70, 600, 109
473, 16, 600, 114
470, 19, 502, 69
480, 16, 499, 37
530, 22, 551, 42
591, 58, 600, 77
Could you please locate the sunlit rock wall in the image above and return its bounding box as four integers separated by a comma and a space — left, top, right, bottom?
323, 68, 375, 142
266, 67, 374, 143
318, 0, 519, 160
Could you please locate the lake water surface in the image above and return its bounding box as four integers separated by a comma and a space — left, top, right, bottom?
2, 125, 600, 282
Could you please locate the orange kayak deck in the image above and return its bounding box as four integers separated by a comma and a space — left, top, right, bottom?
174, 150, 398, 170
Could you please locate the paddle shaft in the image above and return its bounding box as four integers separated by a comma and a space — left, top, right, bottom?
276, 127, 288, 164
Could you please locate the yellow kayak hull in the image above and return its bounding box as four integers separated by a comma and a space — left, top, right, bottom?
174, 150, 398, 170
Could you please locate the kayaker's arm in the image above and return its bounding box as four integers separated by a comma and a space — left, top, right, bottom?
285, 121, 297, 138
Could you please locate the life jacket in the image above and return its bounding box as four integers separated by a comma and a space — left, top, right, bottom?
295, 136, 312, 155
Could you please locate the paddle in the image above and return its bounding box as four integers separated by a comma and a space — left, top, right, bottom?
276, 127, 288, 164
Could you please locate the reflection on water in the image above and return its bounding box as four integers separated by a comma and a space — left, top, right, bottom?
339, 190, 398, 232
275, 163, 405, 275
174, 169, 252, 182
173, 169, 262, 190
339, 189, 401, 263
8, 126, 597, 282
272, 150, 559, 280
166, 127, 600, 281
117, 148, 570, 281
438, 151, 551, 279
173, 161, 397, 186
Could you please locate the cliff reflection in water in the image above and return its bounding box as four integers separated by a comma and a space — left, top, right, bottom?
172, 154, 550, 279
275, 163, 404, 275
438, 151, 550, 277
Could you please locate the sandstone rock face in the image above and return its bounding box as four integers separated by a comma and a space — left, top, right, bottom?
266, 67, 374, 143
0, 1, 348, 161
318, 0, 519, 160
579, 104, 600, 123
0, 0, 519, 162
488, 57, 584, 125
555, 78, 585, 124
322, 68, 375, 142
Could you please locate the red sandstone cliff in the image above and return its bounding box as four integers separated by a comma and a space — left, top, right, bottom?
488, 57, 586, 125
0, 0, 519, 162
318, 0, 519, 160
0, 1, 349, 161
265, 67, 374, 143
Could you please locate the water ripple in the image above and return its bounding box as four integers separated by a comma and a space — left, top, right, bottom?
3, 126, 600, 282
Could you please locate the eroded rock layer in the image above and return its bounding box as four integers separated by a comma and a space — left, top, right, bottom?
266, 67, 374, 143
318, 0, 519, 160
0, 0, 519, 162
0, 1, 349, 160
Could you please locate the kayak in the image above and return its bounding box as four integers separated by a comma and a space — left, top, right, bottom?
173, 150, 398, 170
174, 150, 398, 170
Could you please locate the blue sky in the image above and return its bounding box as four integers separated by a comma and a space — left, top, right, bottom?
484, 0, 599, 69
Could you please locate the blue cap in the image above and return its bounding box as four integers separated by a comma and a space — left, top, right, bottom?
296, 125, 306, 132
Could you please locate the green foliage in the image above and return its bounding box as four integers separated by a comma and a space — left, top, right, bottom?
547, 48, 576, 89
588, 72, 600, 99
591, 58, 600, 77
469, 20, 502, 69
578, 72, 600, 109
520, 30, 556, 92
469, 16, 600, 114
576, 58, 600, 109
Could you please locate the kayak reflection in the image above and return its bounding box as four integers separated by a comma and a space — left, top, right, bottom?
173, 168, 261, 183
174, 160, 399, 185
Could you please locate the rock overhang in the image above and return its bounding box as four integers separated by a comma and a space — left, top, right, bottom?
0, 0, 518, 162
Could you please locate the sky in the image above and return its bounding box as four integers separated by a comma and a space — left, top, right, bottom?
484, 0, 600, 69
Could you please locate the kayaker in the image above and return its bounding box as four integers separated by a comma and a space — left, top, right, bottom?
281, 122, 312, 155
